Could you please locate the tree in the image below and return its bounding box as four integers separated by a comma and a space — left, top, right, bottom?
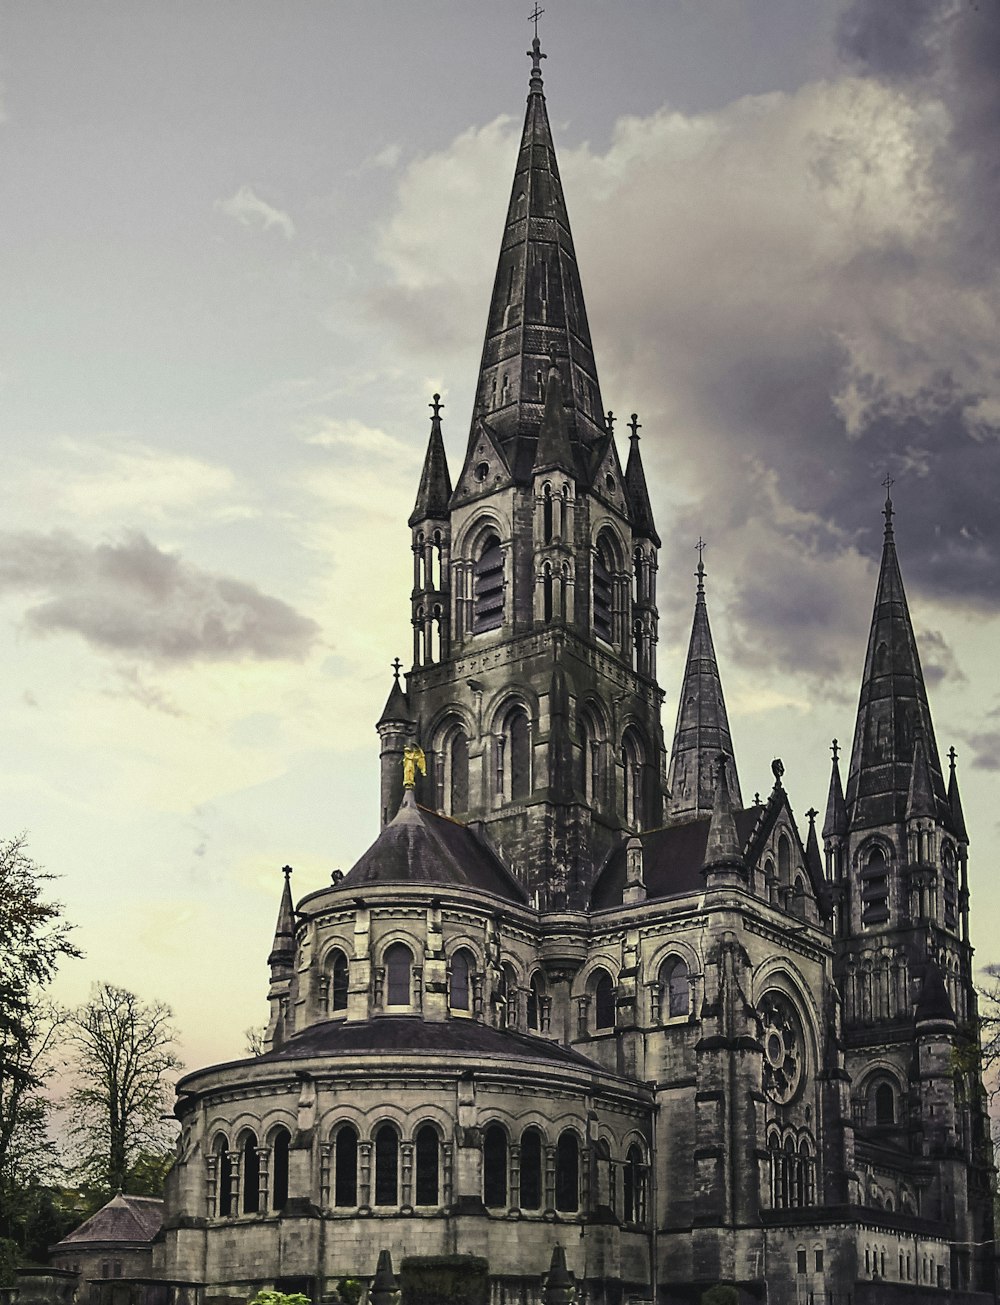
66, 983, 183, 1194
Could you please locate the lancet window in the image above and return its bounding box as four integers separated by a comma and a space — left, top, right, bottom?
449, 949, 474, 1013
520, 1127, 543, 1210
334, 1124, 358, 1207
861, 844, 890, 927
473, 534, 504, 633
555, 1130, 580, 1213
659, 955, 690, 1018
483, 1125, 508, 1209
385, 942, 413, 1007
435, 720, 470, 815
414, 1125, 440, 1206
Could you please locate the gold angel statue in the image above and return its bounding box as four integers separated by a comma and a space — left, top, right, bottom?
402, 744, 427, 789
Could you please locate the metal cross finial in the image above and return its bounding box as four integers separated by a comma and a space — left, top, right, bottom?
695, 537, 706, 592
806, 807, 818, 826
529, 3, 544, 37
831, 738, 840, 763
429, 394, 443, 420
882, 472, 895, 530
948, 745, 958, 772
391, 656, 402, 682
628, 413, 641, 441
606, 410, 615, 432
282, 864, 293, 880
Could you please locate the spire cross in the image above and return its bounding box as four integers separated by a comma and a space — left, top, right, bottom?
429, 394, 443, 420
282, 864, 293, 880
806, 807, 818, 826
628, 413, 641, 441
695, 537, 707, 592
606, 410, 615, 432
882, 472, 895, 530
831, 737, 840, 763
948, 745, 958, 772
528, 3, 544, 38
391, 657, 402, 682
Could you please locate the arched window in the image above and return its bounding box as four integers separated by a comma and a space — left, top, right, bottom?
777, 834, 791, 886
622, 728, 645, 829
334, 1125, 358, 1207
623, 1144, 646, 1224
271, 1127, 290, 1211
498, 962, 517, 1029
436, 722, 469, 816
767, 1133, 781, 1208
520, 1127, 543, 1211
943, 844, 958, 930
542, 483, 554, 542
799, 1139, 815, 1206
241, 1132, 260, 1214
385, 942, 412, 1007
593, 533, 615, 643
527, 973, 543, 1031
555, 1130, 579, 1213
506, 707, 531, 801
579, 711, 601, 806
862, 844, 890, 927
660, 956, 690, 1018
543, 562, 554, 623
593, 969, 615, 1030
374, 1124, 399, 1206
215, 1136, 232, 1217
874, 1082, 895, 1125
792, 876, 806, 919
415, 1125, 440, 1206
329, 949, 349, 1013
449, 949, 473, 1012
483, 1125, 508, 1209
473, 533, 504, 633
784, 1137, 798, 1207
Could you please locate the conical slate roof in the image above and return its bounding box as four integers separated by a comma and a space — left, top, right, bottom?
822, 742, 848, 840
845, 498, 948, 829
376, 674, 413, 727
458, 36, 607, 489
267, 866, 295, 968
409, 395, 452, 527
948, 749, 969, 843
666, 561, 742, 819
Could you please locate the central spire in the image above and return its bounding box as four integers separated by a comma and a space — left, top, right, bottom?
459, 33, 607, 489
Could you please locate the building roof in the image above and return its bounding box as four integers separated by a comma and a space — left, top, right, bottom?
665, 563, 742, 820
341, 789, 529, 903
453, 37, 609, 492
255, 1014, 604, 1073
845, 499, 949, 830
54, 1194, 163, 1249
590, 806, 764, 909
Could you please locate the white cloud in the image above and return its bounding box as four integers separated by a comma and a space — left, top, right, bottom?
215, 184, 296, 239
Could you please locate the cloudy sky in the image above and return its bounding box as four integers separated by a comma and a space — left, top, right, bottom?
2, 0, 998, 1073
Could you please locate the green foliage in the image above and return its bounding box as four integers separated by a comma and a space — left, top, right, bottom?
701, 1287, 739, 1305
337, 1279, 364, 1305
247, 1292, 311, 1305
0, 1237, 17, 1288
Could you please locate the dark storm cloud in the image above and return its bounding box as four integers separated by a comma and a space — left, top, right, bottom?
837, 0, 948, 79
0, 530, 318, 663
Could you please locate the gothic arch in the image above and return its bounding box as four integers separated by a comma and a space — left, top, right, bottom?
454, 510, 511, 558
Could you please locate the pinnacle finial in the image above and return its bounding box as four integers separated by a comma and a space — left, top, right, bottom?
948, 744, 958, 774
429, 393, 443, 421
282, 864, 292, 880
831, 737, 840, 764
391, 656, 402, 683
527, 7, 547, 92
606, 410, 615, 432
695, 537, 706, 594
806, 806, 818, 827
882, 472, 895, 535
628, 413, 641, 442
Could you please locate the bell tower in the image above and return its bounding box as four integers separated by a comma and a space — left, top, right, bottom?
377, 37, 666, 907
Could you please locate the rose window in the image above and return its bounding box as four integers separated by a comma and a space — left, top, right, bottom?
758, 991, 803, 1104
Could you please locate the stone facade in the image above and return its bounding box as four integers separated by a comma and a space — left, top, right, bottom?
154, 35, 997, 1305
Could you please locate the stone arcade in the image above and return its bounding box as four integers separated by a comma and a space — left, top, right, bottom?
154, 35, 997, 1305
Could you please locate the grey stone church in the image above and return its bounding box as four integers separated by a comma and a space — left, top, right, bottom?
155, 35, 997, 1305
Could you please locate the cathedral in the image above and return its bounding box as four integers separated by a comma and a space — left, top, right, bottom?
155, 35, 997, 1305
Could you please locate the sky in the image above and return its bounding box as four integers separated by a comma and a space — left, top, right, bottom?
1, 0, 999, 1076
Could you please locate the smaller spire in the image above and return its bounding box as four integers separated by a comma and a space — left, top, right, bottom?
624, 413, 660, 545
702, 753, 745, 878
822, 738, 848, 840
377, 661, 413, 727
267, 865, 295, 969
804, 807, 823, 881
947, 746, 969, 843
409, 394, 453, 527
906, 731, 936, 822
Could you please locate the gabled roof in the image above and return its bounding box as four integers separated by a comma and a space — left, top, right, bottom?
665, 562, 741, 820
589, 805, 764, 909
409, 395, 453, 527
845, 499, 949, 829
54, 1194, 163, 1249
457, 36, 607, 490
342, 790, 528, 903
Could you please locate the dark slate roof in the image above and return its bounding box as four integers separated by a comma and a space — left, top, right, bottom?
845, 505, 949, 830
453, 39, 607, 493
665, 570, 742, 821
623, 426, 659, 546
342, 790, 528, 903
256, 1015, 603, 1073
376, 677, 413, 727
409, 402, 453, 527
590, 806, 764, 909
54, 1194, 163, 1249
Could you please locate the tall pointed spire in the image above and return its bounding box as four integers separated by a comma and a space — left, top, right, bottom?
947, 746, 969, 843
845, 490, 948, 829
666, 549, 742, 820
459, 33, 607, 489
267, 865, 295, 970
409, 394, 452, 526
624, 414, 660, 545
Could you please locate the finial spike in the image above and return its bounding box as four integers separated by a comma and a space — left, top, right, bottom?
391, 657, 402, 682
628, 413, 641, 442
606, 410, 615, 432
831, 738, 840, 764
429, 394, 443, 420
882, 472, 895, 534
948, 745, 957, 773
526, 7, 547, 90
695, 537, 706, 593
282, 864, 293, 880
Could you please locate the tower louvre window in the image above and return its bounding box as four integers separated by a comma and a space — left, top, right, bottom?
660, 956, 690, 1018
593, 969, 615, 1030
861, 845, 890, 927
593, 535, 615, 642
943, 845, 958, 929
473, 535, 504, 632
